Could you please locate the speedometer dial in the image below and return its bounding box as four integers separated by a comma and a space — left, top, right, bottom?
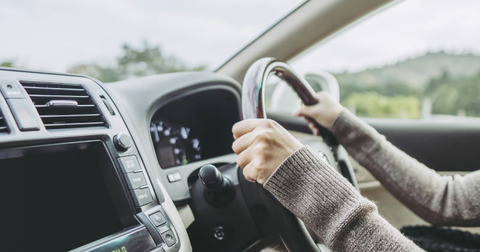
150, 120, 202, 168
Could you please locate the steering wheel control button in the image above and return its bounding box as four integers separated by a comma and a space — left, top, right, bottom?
132, 187, 153, 206
149, 212, 167, 226
125, 171, 148, 189
213, 226, 227, 241
167, 172, 181, 183
6, 98, 40, 131
118, 155, 141, 173
114, 133, 133, 151
160, 230, 176, 247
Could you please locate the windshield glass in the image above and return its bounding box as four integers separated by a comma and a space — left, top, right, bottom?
1, 0, 304, 82
291, 0, 480, 120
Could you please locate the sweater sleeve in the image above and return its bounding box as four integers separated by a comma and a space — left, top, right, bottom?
264, 146, 422, 251
330, 108, 480, 226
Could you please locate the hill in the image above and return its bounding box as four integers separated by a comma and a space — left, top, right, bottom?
334, 51, 480, 89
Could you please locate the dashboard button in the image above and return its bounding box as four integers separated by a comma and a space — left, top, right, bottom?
149, 212, 166, 226
161, 230, 176, 247
157, 224, 170, 234
125, 171, 148, 189
0, 80, 24, 99
132, 187, 153, 206
167, 172, 181, 183
118, 155, 141, 173
6, 98, 40, 131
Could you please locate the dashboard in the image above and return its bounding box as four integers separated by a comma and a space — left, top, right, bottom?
0, 68, 243, 252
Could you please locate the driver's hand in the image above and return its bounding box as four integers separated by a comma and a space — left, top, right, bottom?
294, 91, 343, 133
232, 119, 303, 184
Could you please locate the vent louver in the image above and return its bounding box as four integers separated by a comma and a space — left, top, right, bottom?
0, 109, 8, 133
20, 81, 107, 129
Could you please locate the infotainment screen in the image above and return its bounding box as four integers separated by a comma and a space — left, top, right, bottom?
0, 142, 124, 252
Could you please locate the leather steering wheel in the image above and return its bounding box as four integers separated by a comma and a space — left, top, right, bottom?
241, 58, 358, 251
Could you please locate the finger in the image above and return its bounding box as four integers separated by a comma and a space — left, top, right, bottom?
307, 121, 320, 136
242, 162, 257, 183
236, 147, 252, 168
232, 119, 263, 139
294, 103, 316, 118
232, 131, 255, 154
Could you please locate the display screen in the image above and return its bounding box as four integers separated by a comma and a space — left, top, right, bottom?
0, 142, 124, 252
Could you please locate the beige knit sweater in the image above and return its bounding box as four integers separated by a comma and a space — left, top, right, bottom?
264, 109, 480, 251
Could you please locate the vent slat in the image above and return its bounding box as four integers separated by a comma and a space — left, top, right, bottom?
28, 94, 90, 99
35, 104, 95, 108
23, 86, 85, 92
44, 122, 106, 128
20, 81, 107, 130
0, 109, 8, 133
40, 114, 101, 118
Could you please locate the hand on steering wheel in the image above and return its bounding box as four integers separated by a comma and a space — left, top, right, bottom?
294, 91, 343, 135
232, 119, 303, 184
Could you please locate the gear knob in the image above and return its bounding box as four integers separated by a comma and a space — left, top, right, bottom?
199, 164, 225, 190
198, 164, 235, 207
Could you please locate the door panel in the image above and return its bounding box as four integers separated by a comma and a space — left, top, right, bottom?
365, 118, 480, 172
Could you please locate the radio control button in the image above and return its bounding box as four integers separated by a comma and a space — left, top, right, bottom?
118, 155, 141, 173
149, 212, 166, 226
132, 187, 153, 206
126, 171, 148, 189
161, 230, 176, 247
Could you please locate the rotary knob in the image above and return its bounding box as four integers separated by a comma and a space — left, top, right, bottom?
114, 133, 133, 151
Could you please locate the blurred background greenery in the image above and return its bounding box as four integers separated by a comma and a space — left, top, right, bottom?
2, 44, 480, 119
336, 51, 480, 119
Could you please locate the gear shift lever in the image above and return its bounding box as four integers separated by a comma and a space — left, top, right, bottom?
198, 164, 235, 207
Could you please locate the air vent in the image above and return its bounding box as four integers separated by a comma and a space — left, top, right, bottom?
20, 81, 107, 129
0, 109, 8, 133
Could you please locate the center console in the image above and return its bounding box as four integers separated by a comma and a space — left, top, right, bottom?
0, 69, 182, 252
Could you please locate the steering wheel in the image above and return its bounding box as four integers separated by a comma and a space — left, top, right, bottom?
241, 58, 358, 251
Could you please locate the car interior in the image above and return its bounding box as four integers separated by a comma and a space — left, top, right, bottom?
1, 0, 480, 251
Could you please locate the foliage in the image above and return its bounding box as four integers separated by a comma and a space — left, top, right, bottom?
68, 41, 206, 82
335, 52, 480, 119
425, 71, 480, 117
0, 60, 21, 68
344, 92, 420, 119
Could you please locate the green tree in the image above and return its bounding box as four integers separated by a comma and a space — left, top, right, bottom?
68, 41, 206, 82
0, 60, 20, 68
344, 92, 420, 119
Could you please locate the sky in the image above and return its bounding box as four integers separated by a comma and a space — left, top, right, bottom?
0, 0, 303, 71
1, 0, 480, 73
292, 0, 480, 72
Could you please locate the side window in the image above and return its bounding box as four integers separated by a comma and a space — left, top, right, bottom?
287, 0, 480, 120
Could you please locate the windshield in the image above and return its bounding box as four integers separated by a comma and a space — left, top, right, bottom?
1, 0, 304, 82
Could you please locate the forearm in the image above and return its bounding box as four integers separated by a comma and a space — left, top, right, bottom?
264, 146, 421, 251
330, 109, 480, 225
